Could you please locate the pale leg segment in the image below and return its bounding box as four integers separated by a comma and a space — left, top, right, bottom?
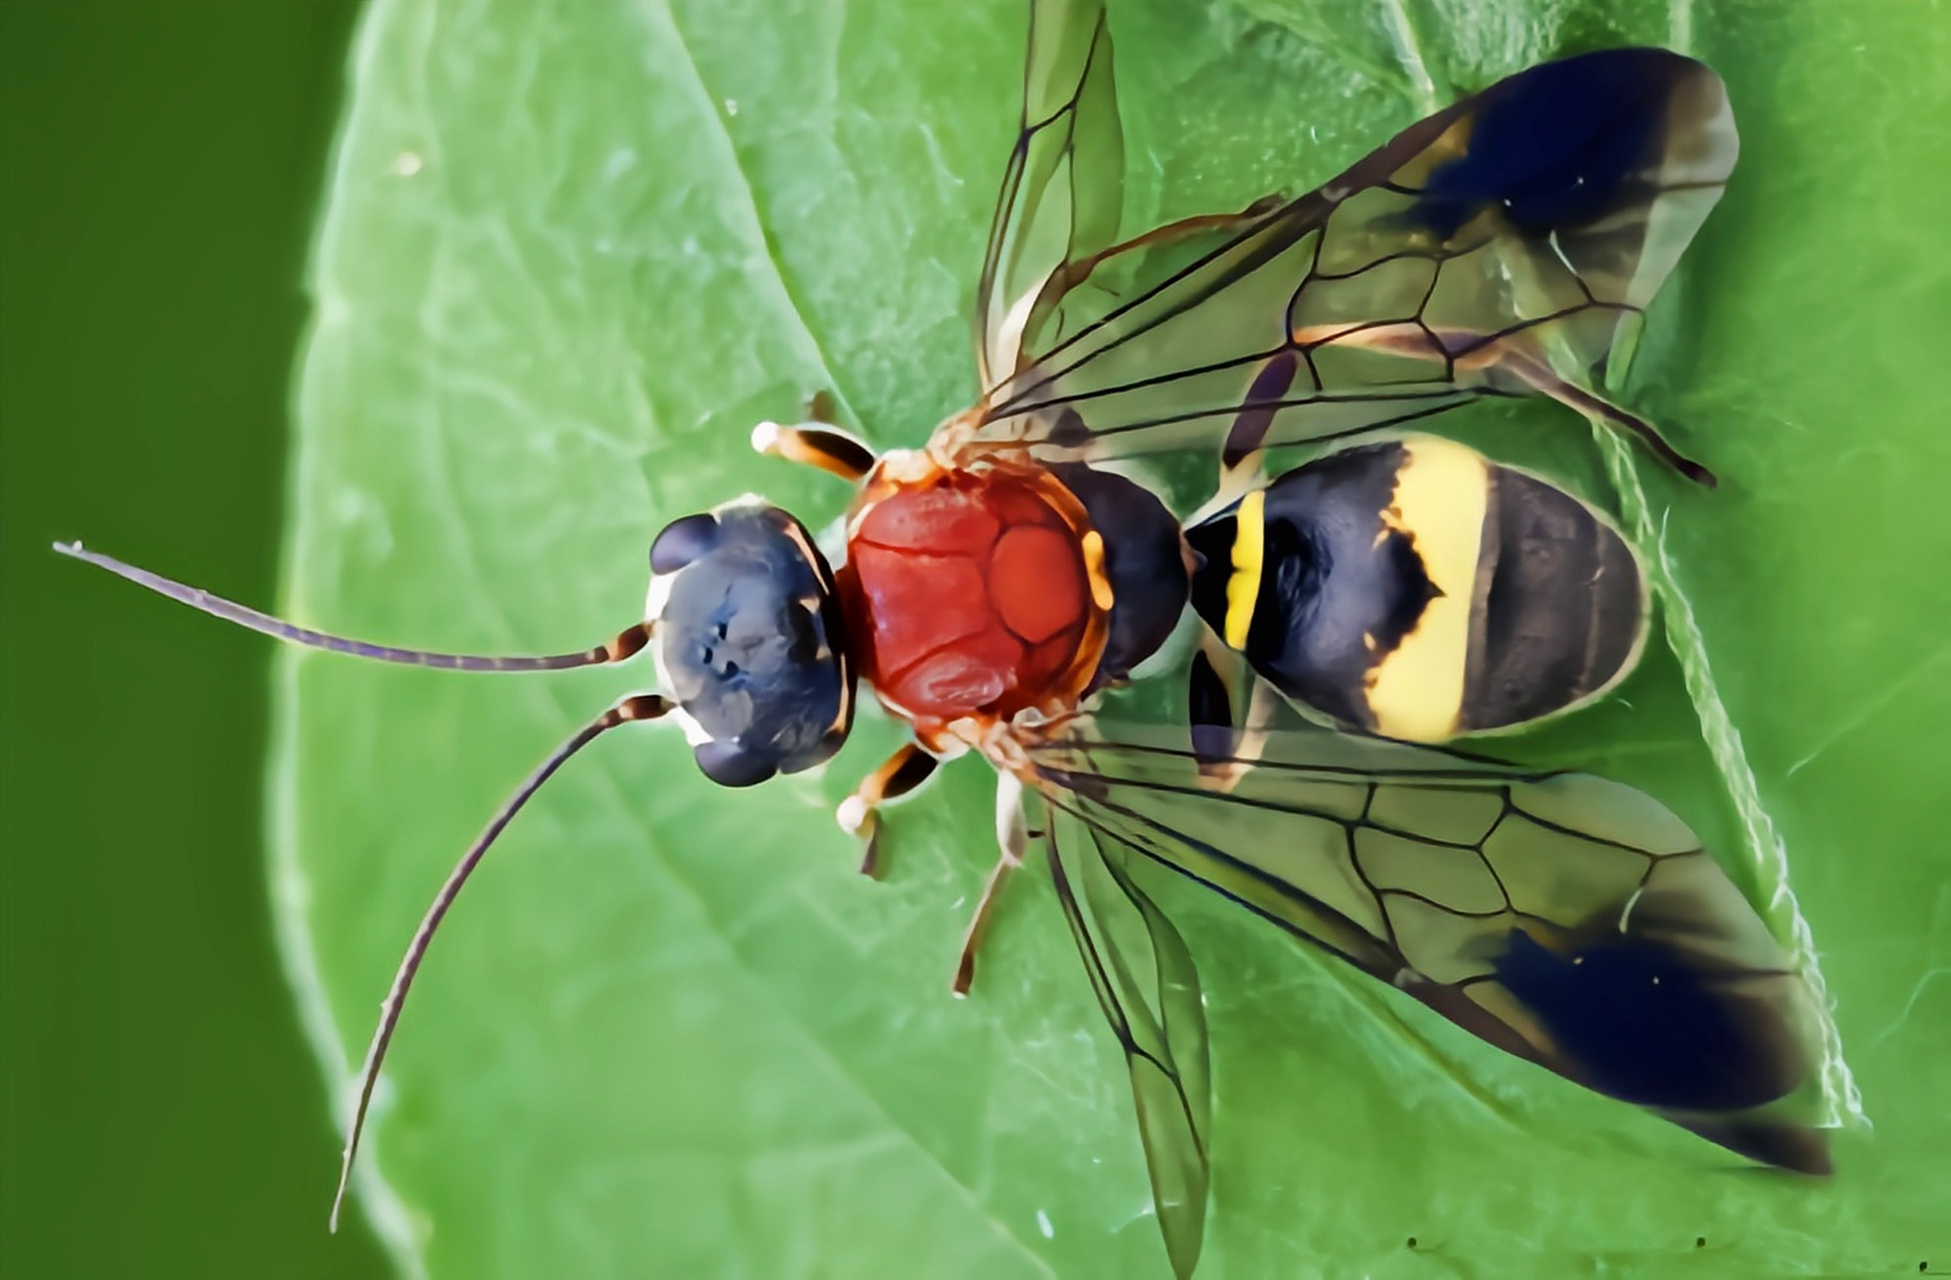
951, 773, 1029, 997
1184, 448, 1270, 529
1219, 680, 1284, 792
1184, 345, 1291, 527
751, 421, 878, 484
1188, 628, 1283, 792
838, 742, 939, 878
752, 389, 879, 483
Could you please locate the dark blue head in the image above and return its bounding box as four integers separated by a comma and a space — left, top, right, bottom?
647, 501, 854, 787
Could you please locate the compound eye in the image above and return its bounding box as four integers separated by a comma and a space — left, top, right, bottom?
650, 513, 722, 575
693, 739, 777, 788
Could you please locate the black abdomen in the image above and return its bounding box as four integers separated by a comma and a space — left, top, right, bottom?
1469, 461, 1646, 731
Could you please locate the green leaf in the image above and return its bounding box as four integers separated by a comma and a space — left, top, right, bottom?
278, 0, 1951, 1275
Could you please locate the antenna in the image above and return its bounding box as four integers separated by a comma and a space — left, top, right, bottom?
329, 692, 674, 1231
52, 540, 675, 1225
52, 541, 651, 669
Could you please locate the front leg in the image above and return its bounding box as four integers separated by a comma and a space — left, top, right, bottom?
837, 742, 939, 877
951, 774, 1030, 997
751, 390, 878, 483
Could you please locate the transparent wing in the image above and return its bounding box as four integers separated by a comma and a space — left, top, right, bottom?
1040, 791, 1211, 1279
1021, 712, 1831, 1174
975, 0, 1124, 390
959, 47, 1738, 481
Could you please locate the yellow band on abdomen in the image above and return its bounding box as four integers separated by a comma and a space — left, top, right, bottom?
1365, 436, 1488, 742
1224, 488, 1266, 651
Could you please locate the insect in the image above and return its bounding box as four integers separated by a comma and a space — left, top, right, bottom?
58, 1, 1829, 1275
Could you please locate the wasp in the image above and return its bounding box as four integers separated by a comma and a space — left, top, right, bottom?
57, 1, 1829, 1274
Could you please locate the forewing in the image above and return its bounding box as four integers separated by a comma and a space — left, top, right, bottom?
1039, 791, 1212, 1280
963, 48, 1738, 471
1023, 714, 1832, 1174
975, 0, 1124, 390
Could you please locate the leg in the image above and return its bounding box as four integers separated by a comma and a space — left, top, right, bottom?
837, 743, 938, 878
803, 388, 840, 425
1180, 349, 1292, 529
752, 392, 878, 483
1188, 628, 1243, 775
1183, 447, 1270, 529
1189, 628, 1284, 792
1288, 321, 1715, 486
1483, 344, 1716, 487
951, 774, 1029, 997
751, 419, 878, 483
1223, 679, 1285, 791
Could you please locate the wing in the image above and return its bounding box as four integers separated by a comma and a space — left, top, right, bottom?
1020, 712, 1832, 1175
957, 46, 1738, 482
975, 0, 1124, 391
1040, 792, 1212, 1279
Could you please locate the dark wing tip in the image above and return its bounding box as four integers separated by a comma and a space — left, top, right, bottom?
1683, 1115, 1832, 1176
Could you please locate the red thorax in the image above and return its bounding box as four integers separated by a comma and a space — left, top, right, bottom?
838, 454, 1108, 743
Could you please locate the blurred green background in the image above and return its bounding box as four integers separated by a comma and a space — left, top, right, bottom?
0, 4, 390, 1277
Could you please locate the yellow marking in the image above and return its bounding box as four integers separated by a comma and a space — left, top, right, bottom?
1079, 530, 1115, 612
1364, 436, 1488, 742
1223, 488, 1267, 650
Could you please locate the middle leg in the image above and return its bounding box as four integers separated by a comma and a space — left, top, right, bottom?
951, 774, 1031, 997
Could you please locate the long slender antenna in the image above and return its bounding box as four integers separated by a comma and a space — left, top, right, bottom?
328, 692, 673, 1231
52, 541, 651, 670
